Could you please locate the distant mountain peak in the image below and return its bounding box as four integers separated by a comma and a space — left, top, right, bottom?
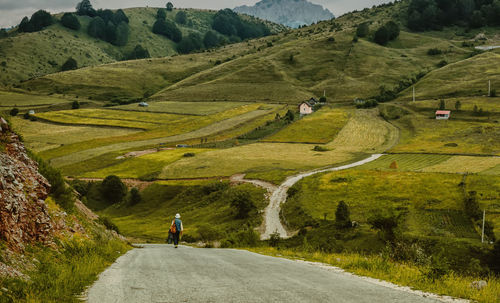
234, 0, 334, 28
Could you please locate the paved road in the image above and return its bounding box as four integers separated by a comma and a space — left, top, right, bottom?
87, 244, 446, 303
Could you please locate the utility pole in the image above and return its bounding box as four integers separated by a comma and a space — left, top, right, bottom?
488, 80, 491, 97
413, 86, 415, 102
481, 209, 485, 243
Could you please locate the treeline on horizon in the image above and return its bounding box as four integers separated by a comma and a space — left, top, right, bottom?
407, 0, 500, 30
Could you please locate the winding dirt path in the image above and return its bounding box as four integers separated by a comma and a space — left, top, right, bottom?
233, 154, 385, 240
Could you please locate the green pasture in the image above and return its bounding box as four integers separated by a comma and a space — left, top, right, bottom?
0, 90, 73, 107
390, 115, 500, 155
283, 169, 500, 239
99, 182, 267, 242
263, 107, 350, 143
82, 148, 212, 179
404, 97, 500, 114
399, 52, 500, 100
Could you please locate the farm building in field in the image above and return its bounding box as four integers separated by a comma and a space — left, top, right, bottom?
139, 102, 149, 107
299, 98, 318, 115
436, 110, 451, 120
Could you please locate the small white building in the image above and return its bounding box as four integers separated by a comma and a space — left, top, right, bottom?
299, 98, 317, 115
436, 110, 451, 120
139, 102, 149, 107
28, 110, 35, 115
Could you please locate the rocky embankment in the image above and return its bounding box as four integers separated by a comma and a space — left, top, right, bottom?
0, 117, 53, 251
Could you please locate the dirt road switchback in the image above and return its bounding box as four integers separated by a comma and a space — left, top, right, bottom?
87, 244, 456, 303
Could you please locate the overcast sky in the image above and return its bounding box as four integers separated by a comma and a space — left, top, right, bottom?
0, 0, 392, 28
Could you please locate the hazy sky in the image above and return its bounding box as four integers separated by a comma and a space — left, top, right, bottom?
0, 0, 392, 28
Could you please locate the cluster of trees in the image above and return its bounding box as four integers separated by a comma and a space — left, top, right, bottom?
18, 10, 53, 33
153, 8, 182, 42
127, 44, 151, 60
61, 13, 81, 30
212, 9, 270, 41
407, 0, 500, 31
373, 21, 400, 45
0, 29, 8, 38
76, 0, 130, 46
61, 57, 78, 71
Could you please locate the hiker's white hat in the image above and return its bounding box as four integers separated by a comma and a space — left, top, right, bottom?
175, 213, 181, 219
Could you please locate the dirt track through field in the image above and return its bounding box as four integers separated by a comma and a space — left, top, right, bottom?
233, 154, 385, 240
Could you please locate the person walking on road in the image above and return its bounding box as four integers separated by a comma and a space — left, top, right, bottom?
170, 213, 183, 248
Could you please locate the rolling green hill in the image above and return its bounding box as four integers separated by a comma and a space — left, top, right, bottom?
12, 0, 500, 106
0, 7, 284, 87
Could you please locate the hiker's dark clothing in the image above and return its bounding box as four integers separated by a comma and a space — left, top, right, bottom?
173, 231, 180, 245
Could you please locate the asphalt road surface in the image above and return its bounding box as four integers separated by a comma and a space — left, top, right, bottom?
87, 244, 447, 303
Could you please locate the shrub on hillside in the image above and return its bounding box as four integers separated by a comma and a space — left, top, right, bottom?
127, 44, 150, 60
152, 19, 182, 42
9, 108, 19, 116
61, 58, 78, 71
373, 21, 399, 45
88, 16, 106, 40
114, 21, 129, 46
166, 2, 174, 11
61, 13, 81, 30
368, 211, 400, 243
18, 10, 53, 33
464, 191, 482, 221
129, 187, 142, 206
76, 0, 97, 17
31, 153, 75, 212
212, 9, 270, 40
112, 9, 129, 24
0, 29, 7, 38
356, 22, 369, 37
427, 48, 442, 55
203, 30, 219, 48
177, 33, 203, 54
489, 241, 500, 273
175, 11, 187, 25
491, 89, 497, 97
229, 188, 256, 219
156, 9, 166, 20
101, 175, 127, 204
335, 201, 351, 228
71, 100, 80, 109
98, 216, 120, 233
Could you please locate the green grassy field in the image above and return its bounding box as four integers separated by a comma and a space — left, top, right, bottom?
389, 114, 500, 155
404, 97, 500, 113
0, 90, 74, 107
98, 182, 267, 242
262, 107, 350, 143
398, 52, 500, 100
114, 101, 250, 115
82, 148, 212, 179
283, 169, 500, 239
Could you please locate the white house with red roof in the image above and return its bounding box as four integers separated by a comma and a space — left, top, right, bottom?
435, 110, 451, 120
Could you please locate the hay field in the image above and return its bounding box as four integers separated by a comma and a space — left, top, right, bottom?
10, 117, 140, 152
0, 91, 73, 107
422, 156, 500, 174
159, 109, 397, 179
356, 154, 452, 171
114, 101, 250, 115
45, 106, 277, 168
405, 97, 500, 113
263, 107, 349, 143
